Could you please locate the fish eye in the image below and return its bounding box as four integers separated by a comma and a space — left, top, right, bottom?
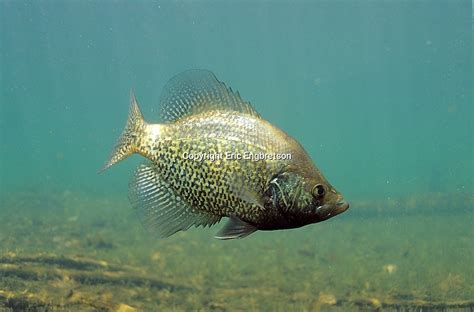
312, 184, 326, 198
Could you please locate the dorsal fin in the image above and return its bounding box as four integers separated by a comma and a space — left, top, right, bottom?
159, 69, 260, 122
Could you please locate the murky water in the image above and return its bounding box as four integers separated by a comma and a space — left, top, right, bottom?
1, 1, 472, 311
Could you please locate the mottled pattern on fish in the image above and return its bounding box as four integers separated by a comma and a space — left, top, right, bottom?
138, 110, 302, 224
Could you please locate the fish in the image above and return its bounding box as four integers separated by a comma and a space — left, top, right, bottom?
101, 70, 349, 240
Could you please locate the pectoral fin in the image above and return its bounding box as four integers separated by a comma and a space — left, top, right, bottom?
231, 184, 266, 209
214, 216, 257, 240
228, 172, 267, 209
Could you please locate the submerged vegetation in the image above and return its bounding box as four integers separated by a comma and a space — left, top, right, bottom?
0, 191, 473, 311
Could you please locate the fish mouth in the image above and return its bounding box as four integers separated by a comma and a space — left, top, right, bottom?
335, 200, 349, 213
315, 200, 349, 220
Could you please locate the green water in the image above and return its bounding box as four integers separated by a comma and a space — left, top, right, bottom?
0, 1, 472, 311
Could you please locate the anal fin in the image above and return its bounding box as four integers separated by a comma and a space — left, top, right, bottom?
129, 161, 221, 238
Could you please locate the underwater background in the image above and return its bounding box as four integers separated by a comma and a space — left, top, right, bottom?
0, 1, 472, 311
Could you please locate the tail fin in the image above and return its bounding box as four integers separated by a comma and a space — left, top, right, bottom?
100, 91, 146, 172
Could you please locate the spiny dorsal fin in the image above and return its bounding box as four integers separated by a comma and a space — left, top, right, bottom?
159, 69, 260, 122
129, 161, 221, 238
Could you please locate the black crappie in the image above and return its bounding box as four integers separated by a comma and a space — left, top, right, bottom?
102, 70, 349, 239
